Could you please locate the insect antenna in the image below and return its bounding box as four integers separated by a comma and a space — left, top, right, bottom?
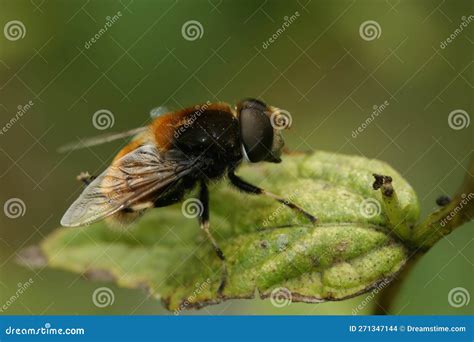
57, 127, 147, 153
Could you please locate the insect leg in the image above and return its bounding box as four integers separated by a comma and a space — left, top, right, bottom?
199, 181, 228, 295
228, 171, 317, 224
76, 172, 96, 186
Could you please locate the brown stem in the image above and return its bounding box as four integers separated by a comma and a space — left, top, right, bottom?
373, 253, 422, 315
373, 158, 473, 314
411, 158, 473, 248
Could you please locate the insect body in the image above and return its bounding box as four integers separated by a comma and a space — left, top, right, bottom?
61, 98, 316, 293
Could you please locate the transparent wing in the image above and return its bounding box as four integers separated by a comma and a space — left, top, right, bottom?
61, 145, 197, 227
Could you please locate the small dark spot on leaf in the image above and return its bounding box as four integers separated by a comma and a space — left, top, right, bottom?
260, 240, 269, 249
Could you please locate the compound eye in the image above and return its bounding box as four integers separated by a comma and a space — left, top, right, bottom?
239, 100, 274, 163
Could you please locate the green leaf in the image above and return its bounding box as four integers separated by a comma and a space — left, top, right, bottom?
21, 151, 421, 311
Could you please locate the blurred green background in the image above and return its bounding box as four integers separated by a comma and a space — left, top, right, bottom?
0, 0, 472, 315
